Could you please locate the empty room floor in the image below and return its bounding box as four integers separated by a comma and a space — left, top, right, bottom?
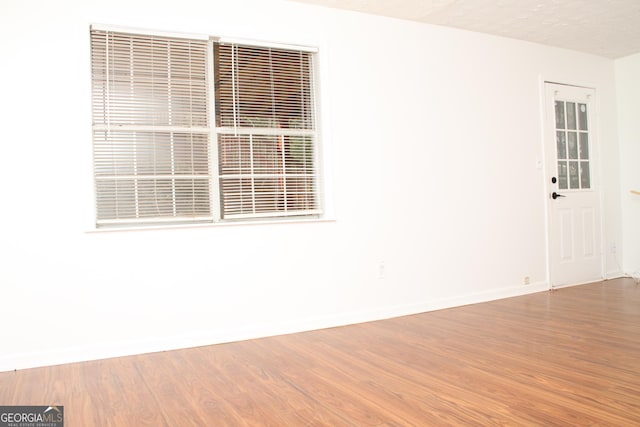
1, 278, 639, 426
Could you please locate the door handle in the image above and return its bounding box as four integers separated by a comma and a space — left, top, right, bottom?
552, 192, 565, 200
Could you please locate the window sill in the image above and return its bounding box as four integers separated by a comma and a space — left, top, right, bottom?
86, 216, 336, 234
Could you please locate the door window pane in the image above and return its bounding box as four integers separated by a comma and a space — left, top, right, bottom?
556, 131, 567, 159
569, 161, 579, 189
554, 101, 565, 129
568, 132, 578, 159
566, 102, 576, 130
579, 133, 589, 160
580, 162, 591, 189
558, 161, 568, 190
578, 103, 588, 130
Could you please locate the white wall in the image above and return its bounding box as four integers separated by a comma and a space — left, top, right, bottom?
0, 0, 622, 371
616, 53, 640, 277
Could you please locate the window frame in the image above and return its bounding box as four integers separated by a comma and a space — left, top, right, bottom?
89, 25, 324, 229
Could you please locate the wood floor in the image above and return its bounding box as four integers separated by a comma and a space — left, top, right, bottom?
2, 278, 640, 426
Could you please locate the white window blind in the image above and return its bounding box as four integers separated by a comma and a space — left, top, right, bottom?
91, 29, 211, 226
90, 27, 321, 227
214, 43, 320, 219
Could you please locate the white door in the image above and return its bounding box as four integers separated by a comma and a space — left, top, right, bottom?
544, 83, 602, 287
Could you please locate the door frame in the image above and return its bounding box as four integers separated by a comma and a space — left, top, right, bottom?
539, 78, 606, 289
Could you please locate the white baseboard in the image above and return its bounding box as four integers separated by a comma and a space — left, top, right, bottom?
551, 273, 630, 290
605, 269, 626, 280
0, 281, 549, 373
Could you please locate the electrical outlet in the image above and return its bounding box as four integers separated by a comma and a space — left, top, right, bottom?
610, 242, 617, 254
523, 276, 530, 285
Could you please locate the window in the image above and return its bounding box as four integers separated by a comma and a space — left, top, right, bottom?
554, 100, 591, 190
90, 27, 321, 227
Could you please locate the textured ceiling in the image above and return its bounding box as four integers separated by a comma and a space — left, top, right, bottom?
289, 0, 640, 58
